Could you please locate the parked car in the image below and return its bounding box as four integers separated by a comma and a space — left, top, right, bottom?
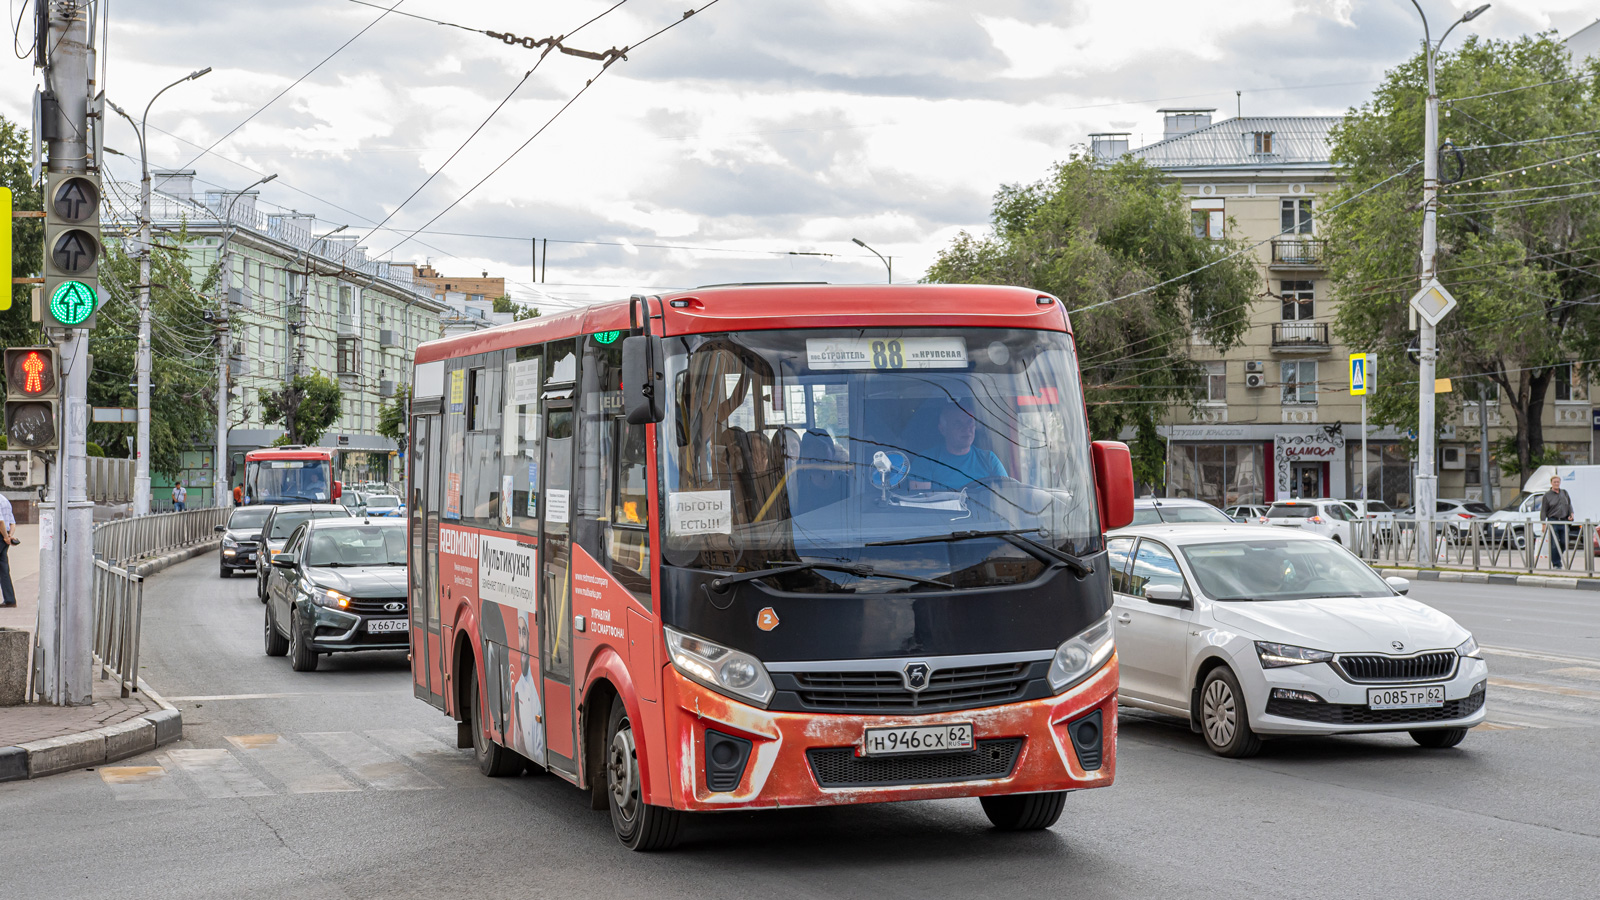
1433, 499, 1495, 541
263, 518, 409, 672
1341, 499, 1397, 538
362, 494, 405, 517
1223, 504, 1269, 523
1260, 499, 1358, 544
1129, 498, 1235, 526
216, 505, 274, 578
254, 503, 352, 603
1105, 525, 1487, 757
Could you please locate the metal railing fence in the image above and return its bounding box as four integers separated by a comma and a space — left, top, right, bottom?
92, 561, 144, 697
1352, 517, 1599, 576
93, 507, 229, 567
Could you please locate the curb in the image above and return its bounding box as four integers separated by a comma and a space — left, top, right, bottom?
0, 548, 204, 783
1377, 566, 1596, 593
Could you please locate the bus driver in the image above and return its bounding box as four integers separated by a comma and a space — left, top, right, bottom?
910, 403, 1007, 491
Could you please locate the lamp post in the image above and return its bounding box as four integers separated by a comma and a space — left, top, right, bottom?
852, 238, 892, 284
1407, 1, 1487, 567
106, 67, 211, 516
214, 173, 277, 507
290, 224, 347, 377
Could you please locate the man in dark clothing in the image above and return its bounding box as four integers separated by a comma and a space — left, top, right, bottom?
1541, 475, 1575, 568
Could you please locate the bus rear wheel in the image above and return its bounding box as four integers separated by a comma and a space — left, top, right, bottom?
605, 699, 681, 851
979, 791, 1067, 831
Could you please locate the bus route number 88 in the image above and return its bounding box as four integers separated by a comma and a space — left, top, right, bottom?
871, 339, 905, 370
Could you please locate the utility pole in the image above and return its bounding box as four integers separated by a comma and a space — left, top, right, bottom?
108, 69, 210, 517
213, 174, 275, 505
37, 0, 96, 705
1407, 1, 1489, 568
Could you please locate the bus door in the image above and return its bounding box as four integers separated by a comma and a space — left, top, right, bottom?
539, 399, 579, 775
409, 407, 446, 707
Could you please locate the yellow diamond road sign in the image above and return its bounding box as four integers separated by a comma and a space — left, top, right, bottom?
1409, 278, 1457, 326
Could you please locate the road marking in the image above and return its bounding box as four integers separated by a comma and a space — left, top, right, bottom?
225, 734, 360, 794
1488, 677, 1600, 702
1545, 666, 1600, 682
98, 765, 186, 800
1482, 645, 1600, 666
366, 728, 474, 768
300, 732, 440, 791
165, 749, 272, 799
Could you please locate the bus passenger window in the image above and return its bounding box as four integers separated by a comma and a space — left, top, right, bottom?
607, 420, 651, 596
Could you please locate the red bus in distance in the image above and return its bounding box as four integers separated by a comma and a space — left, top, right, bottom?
241, 446, 341, 506
406, 284, 1134, 849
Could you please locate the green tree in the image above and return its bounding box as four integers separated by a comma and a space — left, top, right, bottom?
491, 294, 540, 321
89, 229, 220, 475
1326, 34, 1600, 481
0, 115, 44, 348
925, 156, 1260, 483
376, 382, 410, 453
261, 372, 342, 446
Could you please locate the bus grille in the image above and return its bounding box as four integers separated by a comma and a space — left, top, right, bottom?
1335, 652, 1456, 683
792, 662, 1031, 713
1265, 691, 1485, 726
806, 738, 1023, 788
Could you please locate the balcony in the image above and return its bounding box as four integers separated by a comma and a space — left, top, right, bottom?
1271, 321, 1330, 352
1270, 238, 1326, 269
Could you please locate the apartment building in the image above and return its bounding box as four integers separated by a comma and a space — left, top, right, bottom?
1102, 109, 1592, 509
103, 170, 451, 487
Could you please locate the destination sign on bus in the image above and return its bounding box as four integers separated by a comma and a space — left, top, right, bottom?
805, 337, 967, 371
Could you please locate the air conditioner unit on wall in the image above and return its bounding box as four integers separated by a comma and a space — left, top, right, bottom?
1245, 373, 1266, 389
1442, 447, 1464, 469
1245, 361, 1265, 374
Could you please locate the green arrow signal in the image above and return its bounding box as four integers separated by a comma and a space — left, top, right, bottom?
50, 280, 98, 326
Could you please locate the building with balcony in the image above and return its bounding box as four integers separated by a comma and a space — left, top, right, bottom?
102, 170, 451, 488
1114, 109, 1592, 509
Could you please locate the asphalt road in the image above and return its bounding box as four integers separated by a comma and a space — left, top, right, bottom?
5, 556, 1600, 899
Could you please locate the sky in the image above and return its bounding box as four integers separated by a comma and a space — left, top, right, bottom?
3, 0, 1596, 311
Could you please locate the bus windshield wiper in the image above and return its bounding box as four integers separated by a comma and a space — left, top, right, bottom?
710, 561, 949, 592
867, 528, 1093, 577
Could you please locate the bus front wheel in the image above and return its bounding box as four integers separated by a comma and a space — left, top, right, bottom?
466, 661, 521, 778
605, 699, 681, 851
979, 791, 1067, 831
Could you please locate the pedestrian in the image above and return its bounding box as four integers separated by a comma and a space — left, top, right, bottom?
232, 484, 243, 506
172, 481, 187, 512
1541, 475, 1574, 568
0, 493, 17, 608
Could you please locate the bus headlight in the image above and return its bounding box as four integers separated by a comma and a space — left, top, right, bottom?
664, 626, 775, 708
1048, 610, 1114, 694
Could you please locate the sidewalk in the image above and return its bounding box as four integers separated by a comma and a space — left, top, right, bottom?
0, 523, 188, 781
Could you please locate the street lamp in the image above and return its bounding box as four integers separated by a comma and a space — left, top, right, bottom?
213, 172, 277, 508
106, 65, 211, 517
852, 238, 892, 284
288, 224, 348, 377
1407, 1, 1488, 567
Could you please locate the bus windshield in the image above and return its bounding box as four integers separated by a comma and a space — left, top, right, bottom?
658, 328, 1099, 592
246, 459, 332, 504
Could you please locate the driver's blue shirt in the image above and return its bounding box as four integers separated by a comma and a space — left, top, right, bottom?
918, 446, 1007, 489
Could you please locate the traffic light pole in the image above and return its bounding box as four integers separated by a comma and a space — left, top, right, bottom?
36, 1, 95, 706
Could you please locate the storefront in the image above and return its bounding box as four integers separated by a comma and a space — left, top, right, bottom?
1163, 424, 1351, 505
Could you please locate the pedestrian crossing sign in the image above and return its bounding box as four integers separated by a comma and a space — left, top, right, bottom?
1350, 353, 1370, 395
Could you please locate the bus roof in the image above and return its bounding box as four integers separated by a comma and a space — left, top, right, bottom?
414, 283, 1070, 365
245, 447, 333, 461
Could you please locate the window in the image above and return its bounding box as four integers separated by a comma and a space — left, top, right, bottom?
504, 348, 542, 536
1281, 361, 1316, 404
1252, 132, 1274, 154
463, 358, 505, 527
1190, 199, 1224, 240
337, 337, 359, 374
1204, 362, 1226, 403
1128, 541, 1184, 599
1107, 537, 1136, 594
1281, 198, 1313, 235
1168, 443, 1264, 507
1281, 280, 1314, 321
1555, 363, 1588, 402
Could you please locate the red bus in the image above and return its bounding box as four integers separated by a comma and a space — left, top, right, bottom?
242, 446, 342, 505
406, 284, 1134, 849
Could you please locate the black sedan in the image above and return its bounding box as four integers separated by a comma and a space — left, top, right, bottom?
263, 518, 409, 672
254, 503, 350, 602
215, 505, 273, 577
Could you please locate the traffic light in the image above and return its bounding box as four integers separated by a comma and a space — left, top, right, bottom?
42, 172, 101, 329
4, 347, 59, 451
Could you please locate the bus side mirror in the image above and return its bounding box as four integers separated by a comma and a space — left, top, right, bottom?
1092, 440, 1135, 530
333, 481, 343, 500
623, 334, 665, 425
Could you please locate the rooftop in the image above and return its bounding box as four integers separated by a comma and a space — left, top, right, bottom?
1129, 115, 1339, 171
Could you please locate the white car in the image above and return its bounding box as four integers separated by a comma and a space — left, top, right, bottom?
1129, 498, 1235, 526
1260, 499, 1359, 545
1106, 525, 1487, 757
1341, 499, 1396, 538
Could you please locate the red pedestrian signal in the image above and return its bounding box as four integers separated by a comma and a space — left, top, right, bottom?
5, 347, 58, 398
20, 351, 46, 394
4, 347, 58, 452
